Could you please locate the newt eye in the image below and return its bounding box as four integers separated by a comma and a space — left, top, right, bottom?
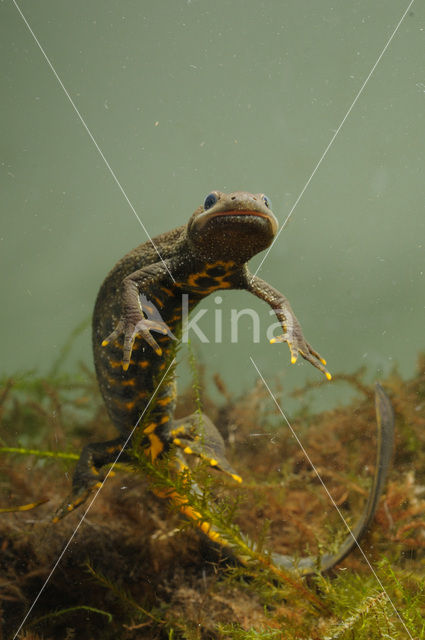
262, 194, 271, 209
204, 193, 218, 210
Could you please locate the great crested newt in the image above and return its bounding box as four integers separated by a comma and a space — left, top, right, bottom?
54, 190, 394, 575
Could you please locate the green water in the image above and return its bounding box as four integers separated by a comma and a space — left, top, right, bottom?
1, 6, 424, 636
1, 1, 424, 409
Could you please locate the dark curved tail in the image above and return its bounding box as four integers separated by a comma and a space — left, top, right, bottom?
272, 383, 395, 575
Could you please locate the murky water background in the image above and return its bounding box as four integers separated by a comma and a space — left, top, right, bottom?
1, 1, 424, 411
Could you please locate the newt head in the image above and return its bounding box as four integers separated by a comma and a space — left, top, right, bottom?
187, 190, 279, 263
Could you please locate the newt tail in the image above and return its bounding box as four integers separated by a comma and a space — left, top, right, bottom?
270, 384, 394, 575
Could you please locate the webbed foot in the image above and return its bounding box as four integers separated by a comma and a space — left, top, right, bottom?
270, 331, 331, 380
52, 483, 102, 523
164, 413, 242, 483
102, 316, 169, 370
52, 436, 129, 522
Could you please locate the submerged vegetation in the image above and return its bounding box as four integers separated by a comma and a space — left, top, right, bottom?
1, 352, 425, 639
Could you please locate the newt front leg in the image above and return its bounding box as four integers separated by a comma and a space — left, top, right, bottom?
102, 261, 174, 369
245, 273, 331, 380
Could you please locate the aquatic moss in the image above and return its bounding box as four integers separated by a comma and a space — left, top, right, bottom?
1, 354, 424, 639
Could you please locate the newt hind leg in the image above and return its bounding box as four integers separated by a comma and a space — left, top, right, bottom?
53, 436, 131, 522
164, 413, 242, 484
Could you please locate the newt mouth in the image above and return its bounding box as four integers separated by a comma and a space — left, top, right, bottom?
195, 209, 278, 235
